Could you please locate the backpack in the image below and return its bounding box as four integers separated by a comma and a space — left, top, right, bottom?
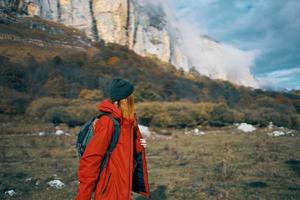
76, 111, 121, 174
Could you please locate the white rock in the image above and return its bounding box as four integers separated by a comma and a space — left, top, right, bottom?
38, 131, 46, 136
268, 130, 286, 137
55, 130, 64, 136
193, 129, 205, 136
268, 129, 294, 137
268, 122, 274, 129
25, 177, 32, 182
47, 180, 65, 189
237, 123, 256, 133
138, 124, 151, 138
184, 128, 205, 136
5, 189, 16, 196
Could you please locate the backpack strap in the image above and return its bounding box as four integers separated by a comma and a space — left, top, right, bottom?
98, 113, 120, 173
92, 111, 121, 191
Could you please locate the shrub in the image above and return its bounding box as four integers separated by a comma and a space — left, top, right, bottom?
232, 110, 245, 123
136, 102, 165, 126
244, 108, 293, 128
194, 102, 214, 123
134, 84, 162, 102
43, 106, 70, 124
137, 101, 217, 128
150, 112, 173, 127
107, 56, 120, 66
79, 89, 103, 101
26, 97, 69, 117
291, 115, 300, 130
43, 102, 98, 126
210, 103, 235, 123
171, 110, 197, 128
0, 86, 30, 114
42, 75, 67, 97
255, 96, 278, 108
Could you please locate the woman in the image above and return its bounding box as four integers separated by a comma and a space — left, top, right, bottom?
75, 78, 151, 200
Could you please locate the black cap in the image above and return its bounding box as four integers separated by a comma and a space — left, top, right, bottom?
110, 78, 134, 102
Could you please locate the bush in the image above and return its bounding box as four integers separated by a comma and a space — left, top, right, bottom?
194, 102, 214, 122
42, 75, 67, 97
43, 101, 98, 126
0, 86, 30, 114
79, 89, 104, 101
136, 102, 166, 126
244, 108, 293, 128
210, 103, 235, 123
150, 112, 172, 127
291, 115, 300, 130
137, 101, 222, 128
107, 56, 120, 66
232, 110, 245, 123
43, 106, 70, 124
26, 97, 69, 117
134, 84, 162, 102
171, 111, 197, 128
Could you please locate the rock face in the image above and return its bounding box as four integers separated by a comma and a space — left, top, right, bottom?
1, 0, 189, 70
0, 0, 258, 87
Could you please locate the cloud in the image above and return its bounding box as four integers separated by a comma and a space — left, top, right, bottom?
143, 0, 259, 88
172, 17, 259, 87
256, 67, 300, 90
171, 0, 300, 90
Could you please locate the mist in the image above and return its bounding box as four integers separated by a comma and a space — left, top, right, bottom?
142, 0, 259, 88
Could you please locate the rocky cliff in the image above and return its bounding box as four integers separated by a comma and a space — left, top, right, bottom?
0, 0, 189, 70
0, 0, 258, 88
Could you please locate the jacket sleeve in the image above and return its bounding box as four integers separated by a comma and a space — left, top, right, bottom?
133, 113, 145, 153
133, 119, 151, 199
75, 115, 114, 200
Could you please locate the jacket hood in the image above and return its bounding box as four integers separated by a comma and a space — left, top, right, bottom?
98, 98, 122, 119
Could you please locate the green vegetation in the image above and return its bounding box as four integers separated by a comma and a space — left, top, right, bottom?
1, 44, 300, 129
1, 16, 300, 130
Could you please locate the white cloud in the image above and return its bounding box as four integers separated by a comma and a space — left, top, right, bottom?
170, 0, 300, 90
256, 67, 300, 90
143, 0, 260, 88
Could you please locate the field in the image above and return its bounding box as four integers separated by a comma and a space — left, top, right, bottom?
0, 119, 299, 200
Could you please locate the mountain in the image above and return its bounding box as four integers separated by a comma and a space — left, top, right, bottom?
1, 12, 300, 130
0, 0, 258, 88
0, 0, 189, 69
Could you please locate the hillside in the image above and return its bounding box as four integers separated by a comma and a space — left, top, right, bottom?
1, 0, 260, 87
0, 13, 300, 130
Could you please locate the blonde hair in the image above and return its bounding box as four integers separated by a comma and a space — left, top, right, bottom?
115, 94, 136, 125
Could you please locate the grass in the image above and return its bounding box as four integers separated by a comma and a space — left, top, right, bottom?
0, 122, 299, 200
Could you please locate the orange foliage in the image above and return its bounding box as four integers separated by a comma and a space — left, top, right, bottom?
275, 95, 292, 105
107, 56, 120, 66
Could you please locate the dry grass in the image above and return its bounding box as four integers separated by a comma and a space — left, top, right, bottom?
0, 122, 299, 200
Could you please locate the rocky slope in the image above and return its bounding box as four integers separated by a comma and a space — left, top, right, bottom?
0, 0, 258, 88
0, 0, 189, 69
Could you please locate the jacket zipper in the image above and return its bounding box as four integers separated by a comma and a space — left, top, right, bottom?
128, 125, 133, 200
101, 172, 112, 194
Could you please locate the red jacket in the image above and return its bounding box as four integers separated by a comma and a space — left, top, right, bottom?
75, 99, 151, 200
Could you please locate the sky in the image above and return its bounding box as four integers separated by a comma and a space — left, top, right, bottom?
171, 0, 300, 90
